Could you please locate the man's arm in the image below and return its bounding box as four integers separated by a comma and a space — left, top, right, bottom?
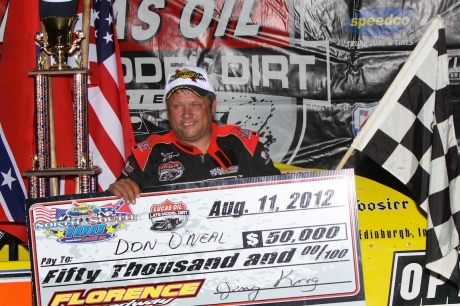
252, 141, 281, 176
108, 153, 145, 204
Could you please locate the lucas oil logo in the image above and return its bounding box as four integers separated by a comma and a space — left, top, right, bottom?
149, 200, 190, 231
349, 7, 413, 36
32, 200, 136, 243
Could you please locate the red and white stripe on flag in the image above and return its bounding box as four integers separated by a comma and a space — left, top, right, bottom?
32, 206, 57, 223
71, 0, 134, 192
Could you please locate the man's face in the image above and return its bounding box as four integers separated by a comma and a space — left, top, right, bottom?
166, 89, 216, 150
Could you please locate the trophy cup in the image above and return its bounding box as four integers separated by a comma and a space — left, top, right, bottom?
34, 15, 85, 70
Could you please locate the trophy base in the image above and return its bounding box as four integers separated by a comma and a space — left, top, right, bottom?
49, 64, 72, 70
23, 166, 102, 177
29, 68, 90, 76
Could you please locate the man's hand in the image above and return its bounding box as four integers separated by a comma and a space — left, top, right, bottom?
108, 178, 140, 204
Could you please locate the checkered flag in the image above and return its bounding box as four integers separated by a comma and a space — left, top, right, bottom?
350, 16, 460, 284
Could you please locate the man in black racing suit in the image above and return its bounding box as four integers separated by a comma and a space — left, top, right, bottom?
109, 65, 280, 204
122, 122, 279, 187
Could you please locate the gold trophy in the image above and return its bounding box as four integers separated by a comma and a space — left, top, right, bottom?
25, 1, 99, 198
35, 16, 85, 70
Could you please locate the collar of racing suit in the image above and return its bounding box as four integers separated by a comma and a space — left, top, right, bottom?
170, 122, 233, 170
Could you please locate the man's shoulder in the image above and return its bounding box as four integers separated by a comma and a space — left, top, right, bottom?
133, 131, 172, 151
215, 124, 259, 138
130, 131, 173, 169
215, 124, 260, 154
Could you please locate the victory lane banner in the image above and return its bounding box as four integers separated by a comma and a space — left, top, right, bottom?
25, 170, 365, 306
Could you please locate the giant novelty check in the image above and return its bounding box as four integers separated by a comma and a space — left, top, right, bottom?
27, 169, 365, 306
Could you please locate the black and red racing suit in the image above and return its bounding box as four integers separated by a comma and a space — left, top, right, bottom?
119, 123, 281, 188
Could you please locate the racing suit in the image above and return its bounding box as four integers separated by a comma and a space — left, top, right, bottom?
120, 123, 281, 188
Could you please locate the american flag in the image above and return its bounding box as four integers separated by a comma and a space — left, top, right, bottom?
350, 16, 460, 284
38, 0, 134, 193
84, 0, 134, 191
359, 110, 369, 128
32, 205, 67, 223
0, 0, 133, 242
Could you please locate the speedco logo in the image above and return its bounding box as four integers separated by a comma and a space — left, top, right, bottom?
48, 280, 204, 306
349, 7, 413, 36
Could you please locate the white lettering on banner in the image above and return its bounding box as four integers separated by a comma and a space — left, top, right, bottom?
262, 56, 289, 88
426, 274, 445, 299
132, 0, 165, 42
135, 57, 162, 82
389, 251, 460, 304
290, 54, 316, 90
180, 0, 215, 39
122, 54, 316, 92
233, 0, 261, 37
180, 0, 261, 39
113, 0, 127, 40
399, 262, 450, 300
114, 0, 262, 41
214, 0, 237, 37
121, 57, 133, 83
222, 55, 316, 90
221, 55, 315, 88
252, 55, 260, 86
448, 56, 460, 81
452, 57, 458, 69
222, 56, 251, 85
122, 57, 198, 85
126, 89, 164, 104
400, 263, 422, 300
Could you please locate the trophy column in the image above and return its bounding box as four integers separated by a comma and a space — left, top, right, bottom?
23, 69, 101, 198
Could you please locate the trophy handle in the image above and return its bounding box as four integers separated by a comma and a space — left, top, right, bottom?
34, 32, 52, 56
68, 30, 85, 55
